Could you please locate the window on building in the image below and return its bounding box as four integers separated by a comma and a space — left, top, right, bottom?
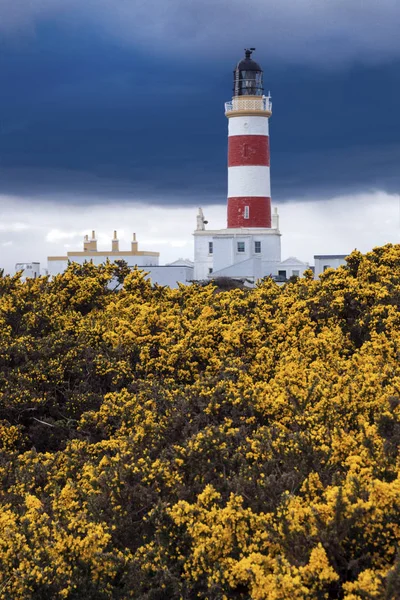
323, 265, 330, 271
254, 241, 261, 253
237, 241, 245, 253
208, 242, 213, 254
208, 267, 213, 274
292, 270, 300, 277
278, 270, 287, 279
244, 206, 249, 219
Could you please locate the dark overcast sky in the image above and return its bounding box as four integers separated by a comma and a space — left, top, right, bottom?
1, 0, 400, 205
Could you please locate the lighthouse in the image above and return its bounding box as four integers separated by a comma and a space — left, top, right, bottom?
193, 49, 308, 283
225, 49, 272, 228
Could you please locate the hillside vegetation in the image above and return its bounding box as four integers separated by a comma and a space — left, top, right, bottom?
1, 246, 400, 599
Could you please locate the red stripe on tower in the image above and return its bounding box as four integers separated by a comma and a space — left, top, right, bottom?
228, 135, 270, 167
227, 196, 271, 228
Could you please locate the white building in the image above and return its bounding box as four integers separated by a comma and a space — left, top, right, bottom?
15, 262, 41, 281
47, 230, 159, 277
194, 207, 284, 281
314, 255, 347, 277
47, 231, 194, 288
143, 259, 194, 288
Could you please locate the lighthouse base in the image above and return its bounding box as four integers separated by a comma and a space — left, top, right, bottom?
193, 209, 309, 283
194, 226, 282, 282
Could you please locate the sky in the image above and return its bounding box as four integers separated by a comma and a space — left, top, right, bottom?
0, 0, 400, 273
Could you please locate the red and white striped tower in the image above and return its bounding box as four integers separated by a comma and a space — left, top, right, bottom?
225, 49, 272, 228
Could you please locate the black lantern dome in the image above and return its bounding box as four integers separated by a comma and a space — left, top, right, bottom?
233, 48, 263, 97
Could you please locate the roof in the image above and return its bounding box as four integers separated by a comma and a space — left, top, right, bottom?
167, 258, 194, 267
279, 256, 309, 266
236, 49, 262, 72
314, 255, 348, 260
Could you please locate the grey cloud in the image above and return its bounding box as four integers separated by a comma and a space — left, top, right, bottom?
2, 140, 400, 207
272, 143, 400, 201
1, 0, 400, 65
1, 191, 399, 276
0, 166, 225, 205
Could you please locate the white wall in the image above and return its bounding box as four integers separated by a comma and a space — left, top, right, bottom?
258, 234, 281, 264
144, 266, 194, 288
193, 233, 214, 280
276, 261, 309, 279
212, 257, 263, 281
48, 253, 159, 277
314, 256, 347, 277
261, 261, 281, 277
67, 253, 159, 267
47, 260, 68, 277
213, 230, 281, 274
48, 260, 193, 288
15, 262, 41, 280
213, 236, 236, 271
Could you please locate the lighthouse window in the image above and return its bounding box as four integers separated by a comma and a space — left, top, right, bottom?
254, 241, 261, 253
208, 242, 213, 254
237, 241, 245, 253
236, 70, 263, 96
244, 206, 249, 219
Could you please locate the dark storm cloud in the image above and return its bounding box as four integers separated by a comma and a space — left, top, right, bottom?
0, 2, 400, 204
2, 0, 400, 66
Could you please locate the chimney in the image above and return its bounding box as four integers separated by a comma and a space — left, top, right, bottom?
272, 207, 279, 230
131, 232, 138, 253
83, 230, 97, 252
112, 230, 119, 252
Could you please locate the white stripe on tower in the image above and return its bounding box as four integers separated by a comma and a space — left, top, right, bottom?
228, 165, 271, 198
228, 116, 269, 137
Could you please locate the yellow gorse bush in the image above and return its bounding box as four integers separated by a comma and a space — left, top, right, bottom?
1, 248, 400, 598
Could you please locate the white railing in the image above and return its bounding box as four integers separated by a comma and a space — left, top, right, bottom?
225, 95, 272, 114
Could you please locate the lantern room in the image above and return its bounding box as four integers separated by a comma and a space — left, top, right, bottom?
233, 48, 263, 97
